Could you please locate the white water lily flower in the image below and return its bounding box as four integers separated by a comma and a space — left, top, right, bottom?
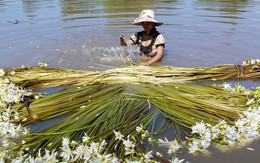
191, 121, 209, 136
11, 156, 24, 163
95, 153, 112, 163
26, 156, 37, 163
82, 133, 90, 143
123, 136, 136, 156
123, 139, 135, 148
188, 139, 202, 154
9, 71, 15, 75
99, 140, 107, 152
143, 150, 153, 161
156, 151, 163, 157
1, 139, 11, 148
235, 119, 247, 129
38, 61, 48, 68
223, 125, 237, 145
204, 129, 212, 140
158, 137, 182, 154
236, 134, 247, 144
244, 126, 258, 138
123, 137, 135, 149
211, 125, 221, 139
83, 150, 92, 162
113, 130, 124, 141
82, 147, 93, 162
169, 156, 185, 163
0, 150, 7, 161
168, 139, 182, 154
0, 79, 31, 105
222, 82, 231, 89
0, 121, 27, 139
243, 108, 260, 125
73, 144, 88, 160
60, 147, 72, 161
90, 141, 100, 153
235, 121, 258, 144
71, 140, 78, 146
199, 138, 211, 149
0, 69, 5, 76
43, 149, 58, 163
33, 148, 44, 162
62, 137, 70, 149
125, 147, 135, 155
141, 130, 149, 139
136, 125, 144, 133
111, 157, 120, 163
34, 95, 39, 99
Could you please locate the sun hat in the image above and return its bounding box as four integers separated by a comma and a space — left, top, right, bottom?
132, 9, 163, 26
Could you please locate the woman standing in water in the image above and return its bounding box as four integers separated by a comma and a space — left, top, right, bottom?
120, 9, 165, 66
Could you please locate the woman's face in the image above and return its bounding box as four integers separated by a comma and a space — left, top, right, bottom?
141, 22, 155, 32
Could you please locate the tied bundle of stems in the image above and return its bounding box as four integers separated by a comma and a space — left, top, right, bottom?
3, 62, 259, 89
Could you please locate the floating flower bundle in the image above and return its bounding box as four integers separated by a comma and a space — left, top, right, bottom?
0, 60, 259, 162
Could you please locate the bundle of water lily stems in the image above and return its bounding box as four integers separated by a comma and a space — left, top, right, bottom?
1, 60, 259, 161
2, 60, 259, 89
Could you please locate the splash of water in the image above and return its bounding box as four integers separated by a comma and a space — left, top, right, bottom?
50, 39, 137, 70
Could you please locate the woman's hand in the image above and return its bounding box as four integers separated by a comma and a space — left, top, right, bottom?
140, 61, 151, 66
120, 34, 128, 46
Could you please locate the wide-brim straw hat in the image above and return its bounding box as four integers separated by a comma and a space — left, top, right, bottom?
132, 9, 163, 26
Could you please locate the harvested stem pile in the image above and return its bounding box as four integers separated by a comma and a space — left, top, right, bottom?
18, 83, 248, 156
1, 60, 258, 160
3, 63, 259, 89
20, 83, 247, 126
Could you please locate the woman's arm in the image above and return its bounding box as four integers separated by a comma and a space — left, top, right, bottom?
140, 46, 164, 66
120, 34, 134, 46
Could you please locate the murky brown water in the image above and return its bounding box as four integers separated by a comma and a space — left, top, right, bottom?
1, 0, 260, 162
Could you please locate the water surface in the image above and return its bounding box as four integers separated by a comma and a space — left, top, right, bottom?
1, 0, 259, 69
